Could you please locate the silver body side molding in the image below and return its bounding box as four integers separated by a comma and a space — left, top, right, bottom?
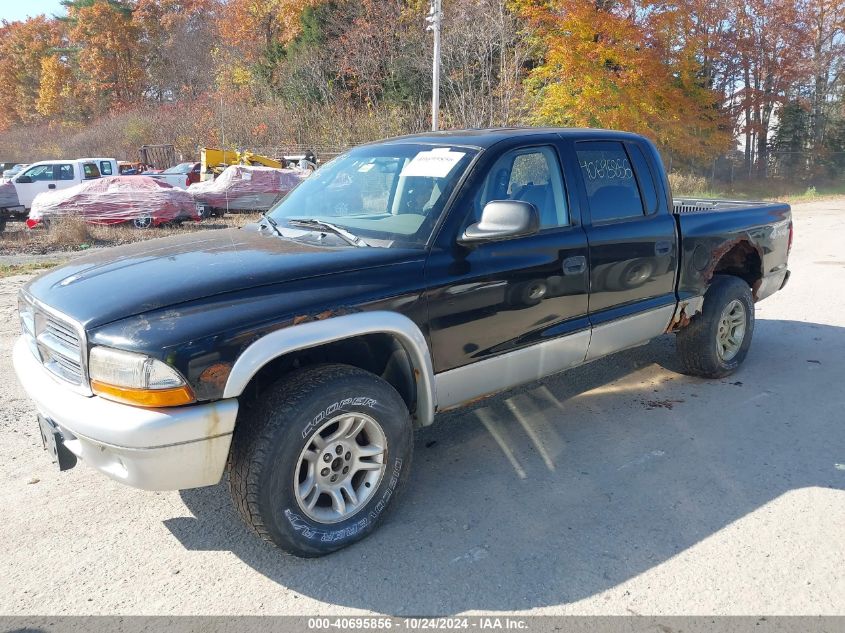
585, 304, 676, 361
225, 304, 675, 425
222, 311, 437, 426
435, 329, 591, 411
435, 304, 675, 411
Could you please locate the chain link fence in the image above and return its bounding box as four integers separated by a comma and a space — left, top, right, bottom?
663, 150, 845, 188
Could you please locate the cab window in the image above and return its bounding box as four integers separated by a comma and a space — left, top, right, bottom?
99, 161, 113, 176
83, 163, 101, 180
576, 141, 644, 223
22, 165, 55, 182
57, 164, 75, 181
474, 146, 569, 229
627, 144, 659, 214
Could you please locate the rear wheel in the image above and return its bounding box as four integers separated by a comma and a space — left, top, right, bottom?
228, 364, 413, 557
676, 275, 755, 378
133, 212, 153, 229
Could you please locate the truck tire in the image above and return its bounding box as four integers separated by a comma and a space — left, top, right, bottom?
228, 363, 413, 557
676, 274, 755, 378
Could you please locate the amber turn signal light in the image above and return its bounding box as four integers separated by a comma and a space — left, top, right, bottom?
91, 381, 195, 408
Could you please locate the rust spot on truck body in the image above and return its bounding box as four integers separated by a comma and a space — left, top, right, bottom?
666, 307, 693, 332
291, 307, 356, 327
704, 238, 743, 282
705, 238, 765, 301
198, 362, 232, 391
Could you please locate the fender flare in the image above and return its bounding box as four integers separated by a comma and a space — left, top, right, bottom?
222, 311, 437, 426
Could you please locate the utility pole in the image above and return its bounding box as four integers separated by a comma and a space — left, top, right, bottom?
426, 0, 442, 131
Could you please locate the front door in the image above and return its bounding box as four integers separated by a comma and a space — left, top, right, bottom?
15, 164, 58, 208
15, 163, 80, 208
425, 140, 591, 408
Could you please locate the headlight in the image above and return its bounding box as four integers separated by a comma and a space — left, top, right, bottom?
89, 346, 194, 407
18, 294, 34, 337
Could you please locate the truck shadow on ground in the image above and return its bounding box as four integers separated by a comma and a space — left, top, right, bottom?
167, 318, 844, 614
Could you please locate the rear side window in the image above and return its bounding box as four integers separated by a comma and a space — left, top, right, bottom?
99, 160, 113, 176
576, 141, 643, 223
627, 144, 659, 214
57, 164, 74, 180
83, 163, 101, 180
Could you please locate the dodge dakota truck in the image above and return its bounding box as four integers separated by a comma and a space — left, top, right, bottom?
13, 128, 792, 557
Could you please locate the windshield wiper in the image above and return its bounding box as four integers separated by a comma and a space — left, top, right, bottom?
260, 213, 283, 237
288, 219, 368, 247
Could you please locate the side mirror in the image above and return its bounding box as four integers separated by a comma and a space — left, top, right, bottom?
15, 176, 32, 184
460, 200, 540, 244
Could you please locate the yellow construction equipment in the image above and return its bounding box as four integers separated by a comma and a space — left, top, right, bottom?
200, 148, 284, 180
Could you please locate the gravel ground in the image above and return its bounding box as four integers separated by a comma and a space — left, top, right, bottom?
0, 199, 843, 616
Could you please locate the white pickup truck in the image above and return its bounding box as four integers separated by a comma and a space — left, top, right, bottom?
5, 159, 107, 212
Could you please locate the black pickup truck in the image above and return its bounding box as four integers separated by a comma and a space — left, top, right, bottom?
13, 128, 792, 556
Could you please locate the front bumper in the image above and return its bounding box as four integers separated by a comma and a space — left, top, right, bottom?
13, 336, 239, 491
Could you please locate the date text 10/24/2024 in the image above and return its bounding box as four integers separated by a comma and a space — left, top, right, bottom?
307, 617, 529, 630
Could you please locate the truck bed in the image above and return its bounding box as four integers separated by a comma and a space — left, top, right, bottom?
672, 197, 792, 305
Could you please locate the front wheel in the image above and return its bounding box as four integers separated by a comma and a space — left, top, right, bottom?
676, 275, 755, 378
228, 364, 413, 557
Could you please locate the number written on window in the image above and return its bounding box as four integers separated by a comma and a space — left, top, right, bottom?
576, 142, 644, 223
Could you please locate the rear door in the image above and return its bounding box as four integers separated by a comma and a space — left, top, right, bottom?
574, 139, 678, 359
54, 163, 78, 191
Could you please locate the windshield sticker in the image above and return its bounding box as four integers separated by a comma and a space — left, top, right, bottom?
401, 150, 466, 178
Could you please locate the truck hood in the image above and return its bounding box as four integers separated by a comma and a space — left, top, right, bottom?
24, 228, 424, 328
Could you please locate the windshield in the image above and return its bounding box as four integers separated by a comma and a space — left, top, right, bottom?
163, 163, 193, 174
267, 143, 478, 247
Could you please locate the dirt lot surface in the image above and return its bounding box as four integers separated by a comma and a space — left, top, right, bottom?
0, 212, 262, 260
0, 199, 843, 616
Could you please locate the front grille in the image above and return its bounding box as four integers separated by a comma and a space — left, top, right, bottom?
44, 315, 81, 349
20, 294, 88, 392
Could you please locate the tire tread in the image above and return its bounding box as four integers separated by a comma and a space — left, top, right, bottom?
676, 275, 754, 379
228, 363, 409, 556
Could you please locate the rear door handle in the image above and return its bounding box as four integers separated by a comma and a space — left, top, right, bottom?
48, 184, 56, 189
655, 241, 673, 256
563, 255, 587, 275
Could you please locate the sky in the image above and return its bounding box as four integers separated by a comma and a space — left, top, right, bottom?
0, 0, 66, 22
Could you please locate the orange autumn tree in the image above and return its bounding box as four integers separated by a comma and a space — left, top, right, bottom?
218, 0, 319, 91
0, 16, 64, 131
516, 0, 732, 160
64, 0, 145, 114
36, 54, 74, 118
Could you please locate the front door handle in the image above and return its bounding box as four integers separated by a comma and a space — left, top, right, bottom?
563, 255, 587, 275
655, 241, 673, 256
48, 184, 56, 189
